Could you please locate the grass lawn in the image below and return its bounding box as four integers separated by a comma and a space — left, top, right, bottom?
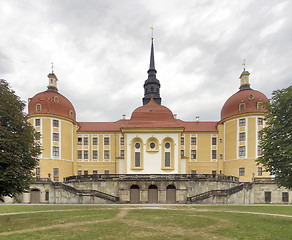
0, 205, 291, 240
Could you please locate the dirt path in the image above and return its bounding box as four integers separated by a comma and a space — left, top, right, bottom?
1, 207, 290, 238
0, 208, 129, 236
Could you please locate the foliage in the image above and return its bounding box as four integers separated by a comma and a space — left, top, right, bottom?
0, 79, 41, 199
257, 85, 292, 189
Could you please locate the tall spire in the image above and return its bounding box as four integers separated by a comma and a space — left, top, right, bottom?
142, 35, 161, 105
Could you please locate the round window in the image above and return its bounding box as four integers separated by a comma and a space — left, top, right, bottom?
150, 142, 155, 149
135, 142, 140, 149
54, 96, 59, 103
248, 94, 254, 101
165, 142, 170, 149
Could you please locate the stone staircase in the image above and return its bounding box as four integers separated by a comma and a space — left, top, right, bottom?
187, 183, 245, 203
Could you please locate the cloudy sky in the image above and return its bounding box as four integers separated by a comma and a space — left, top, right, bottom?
1, 0, 291, 122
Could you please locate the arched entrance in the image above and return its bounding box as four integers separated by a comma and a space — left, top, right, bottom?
148, 185, 158, 203
130, 185, 140, 203
30, 189, 40, 203
166, 185, 176, 203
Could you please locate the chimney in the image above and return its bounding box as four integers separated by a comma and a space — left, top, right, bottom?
122, 114, 126, 120
196, 116, 200, 122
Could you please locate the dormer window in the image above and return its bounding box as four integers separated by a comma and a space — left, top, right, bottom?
239, 103, 245, 111
257, 102, 263, 110
36, 104, 41, 112
69, 110, 73, 117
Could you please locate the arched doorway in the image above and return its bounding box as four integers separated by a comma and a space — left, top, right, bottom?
30, 189, 40, 203
166, 185, 176, 203
130, 185, 140, 203
148, 185, 158, 203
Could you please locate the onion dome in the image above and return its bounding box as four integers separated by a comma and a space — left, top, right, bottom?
221, 68, 268, 121
124, 97, 182, 128
28, 71, 76, 121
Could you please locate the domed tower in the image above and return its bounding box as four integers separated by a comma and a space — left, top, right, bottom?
28, 69, 77, 182
142, 38, 162, 105
219, 67, 269, 181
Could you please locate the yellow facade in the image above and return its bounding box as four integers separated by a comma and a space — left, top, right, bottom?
28, 63, 269, 182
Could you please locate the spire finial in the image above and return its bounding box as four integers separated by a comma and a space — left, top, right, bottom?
242, 59, 246, 71
51, 62, 54, 73
150, 25, 154, 40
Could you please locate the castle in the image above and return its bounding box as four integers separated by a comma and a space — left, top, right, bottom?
11, 39, 291, 204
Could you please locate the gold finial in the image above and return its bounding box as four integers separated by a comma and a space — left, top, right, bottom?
150, 25, 154, 39
51, 62, 54, 73
242, 59, 246, 71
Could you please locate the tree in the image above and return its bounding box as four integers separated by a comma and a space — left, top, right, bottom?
0, 79, 41, 200
257, 85, 292, 189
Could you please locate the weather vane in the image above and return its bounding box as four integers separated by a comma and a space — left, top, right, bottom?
150, 25, 154, 39
51, 62, 54, 73
242, 59, 246, 70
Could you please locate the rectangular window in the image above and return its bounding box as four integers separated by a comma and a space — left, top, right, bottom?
53, 146, 59, 156
53, 133, 59, 141
239, 168, 245, 176
93, 137, 98, 145
78, 137, 82, 145
191, 150, 196, 159
239, 118, 245, 126
120, 137, 124, 145
258, 118, 263, 125
212, 137, 217, 145
84, 170, 88, 175
282, 192, 289, 202
239, 146, 245, 156
78, 170, 82, 176
258, 132, 262, 140
104, 150, 110, 159
258, 146, 262, 155
181, 150, 184, 157
93, 170, 98, 175
212, 150, 217, 159
257, 102, 263, 110
36, 132, 41, 140
104, 170, 109, 175
84, 150, 88, 159
35, 119, 40, 126
191, 170, 196, 175
181, 137, 184, 145
36, 104, 41, 111
135, 152, 140, 167
212, 170, 216, 175
78, 150, 82, 159
165, 152, 170, 167
53, 119, 59, 127
36, 167, 40, 176
84, 137, 88, 145
258, 167, 262, 176
191, 137, 196, 145
53, 168, 59, 181
104, 137, 109, 145
93, 150, 98, 159
120, 150, 124, 157
265, 191, 271, 203
239, 132, 245, 141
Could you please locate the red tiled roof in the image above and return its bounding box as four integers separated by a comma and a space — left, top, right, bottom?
28, 90, 76, 120
221, 89, 268, 120
123, 98, 183, 129
176, 120, 218, 132
78, 120, 128, 132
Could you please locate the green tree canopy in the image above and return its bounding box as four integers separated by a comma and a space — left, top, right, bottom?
257, 85, 292, 189
0, 79, 40, 200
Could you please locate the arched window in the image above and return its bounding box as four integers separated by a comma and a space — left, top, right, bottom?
151, 87, 154, 92
164, 142, 171, 167
134, 142, 141, 167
